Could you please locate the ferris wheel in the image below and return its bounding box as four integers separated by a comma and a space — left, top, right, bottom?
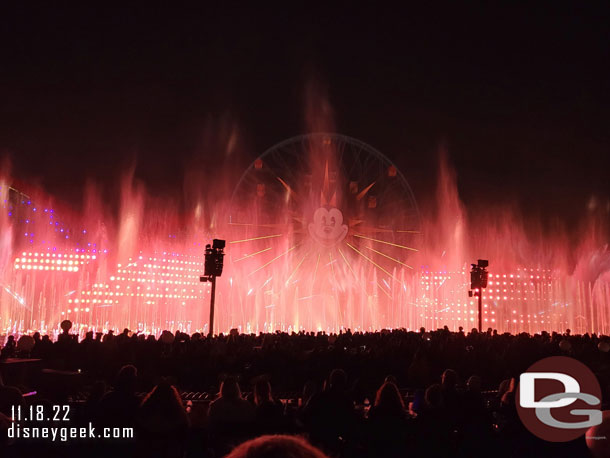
226, 133, 422, 331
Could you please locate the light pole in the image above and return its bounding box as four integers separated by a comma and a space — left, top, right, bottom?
469, 259, 489, 332
200, 239, 225, 338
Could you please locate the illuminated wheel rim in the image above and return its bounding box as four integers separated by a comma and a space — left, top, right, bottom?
227, 133, 421, 332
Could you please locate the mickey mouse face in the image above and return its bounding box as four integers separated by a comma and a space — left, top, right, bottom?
308, 207, 348, 247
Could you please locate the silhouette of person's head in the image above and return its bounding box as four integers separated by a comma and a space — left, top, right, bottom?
302, 381, 316, 404
441, 369, 458, 389
114, 365, 137, 393
220, 377, 241, 400
254, 380, 273, 405
587, 410, 610, 458
425, 384, 443, 408
498, 379, 511, 398
467, 375, 481, 393
225, 434, 329, 458
60, 320, 72, 334
141, 380, 183, 414
375, 382, 405, 413
328, 369, 347, 391
384, 375, 398, 385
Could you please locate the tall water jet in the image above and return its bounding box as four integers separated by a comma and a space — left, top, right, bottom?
0, 130, 608, 336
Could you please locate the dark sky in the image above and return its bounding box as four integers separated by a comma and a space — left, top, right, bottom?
1, 3, 608, 224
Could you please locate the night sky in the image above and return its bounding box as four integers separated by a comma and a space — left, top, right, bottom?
1, 3, 608, 225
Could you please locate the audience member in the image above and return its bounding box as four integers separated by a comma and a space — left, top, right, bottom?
225, 434, 329, 458
0, 327, 605, 457
96, 364, 140, 428
135, 381, 189, 458
304, 368, 356, 454
254, 379, 284, 435
367, 381, 410, 457
208, 376, 255, 455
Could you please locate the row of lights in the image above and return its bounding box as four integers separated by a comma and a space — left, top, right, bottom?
143, 260, 202, 266
118, 268, 201, 275
489, 281, 554, 286
18, 259, 82, 265
19, 252, 96, 259
67, 293, 202, 303
422, 272, 554, 279
14, 252, 98, 272
16, 265, 79, 271
115, 277, 201, 285
110, 276, 202, 284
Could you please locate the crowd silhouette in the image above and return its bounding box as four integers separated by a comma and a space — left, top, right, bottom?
0, 325, 609, 457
